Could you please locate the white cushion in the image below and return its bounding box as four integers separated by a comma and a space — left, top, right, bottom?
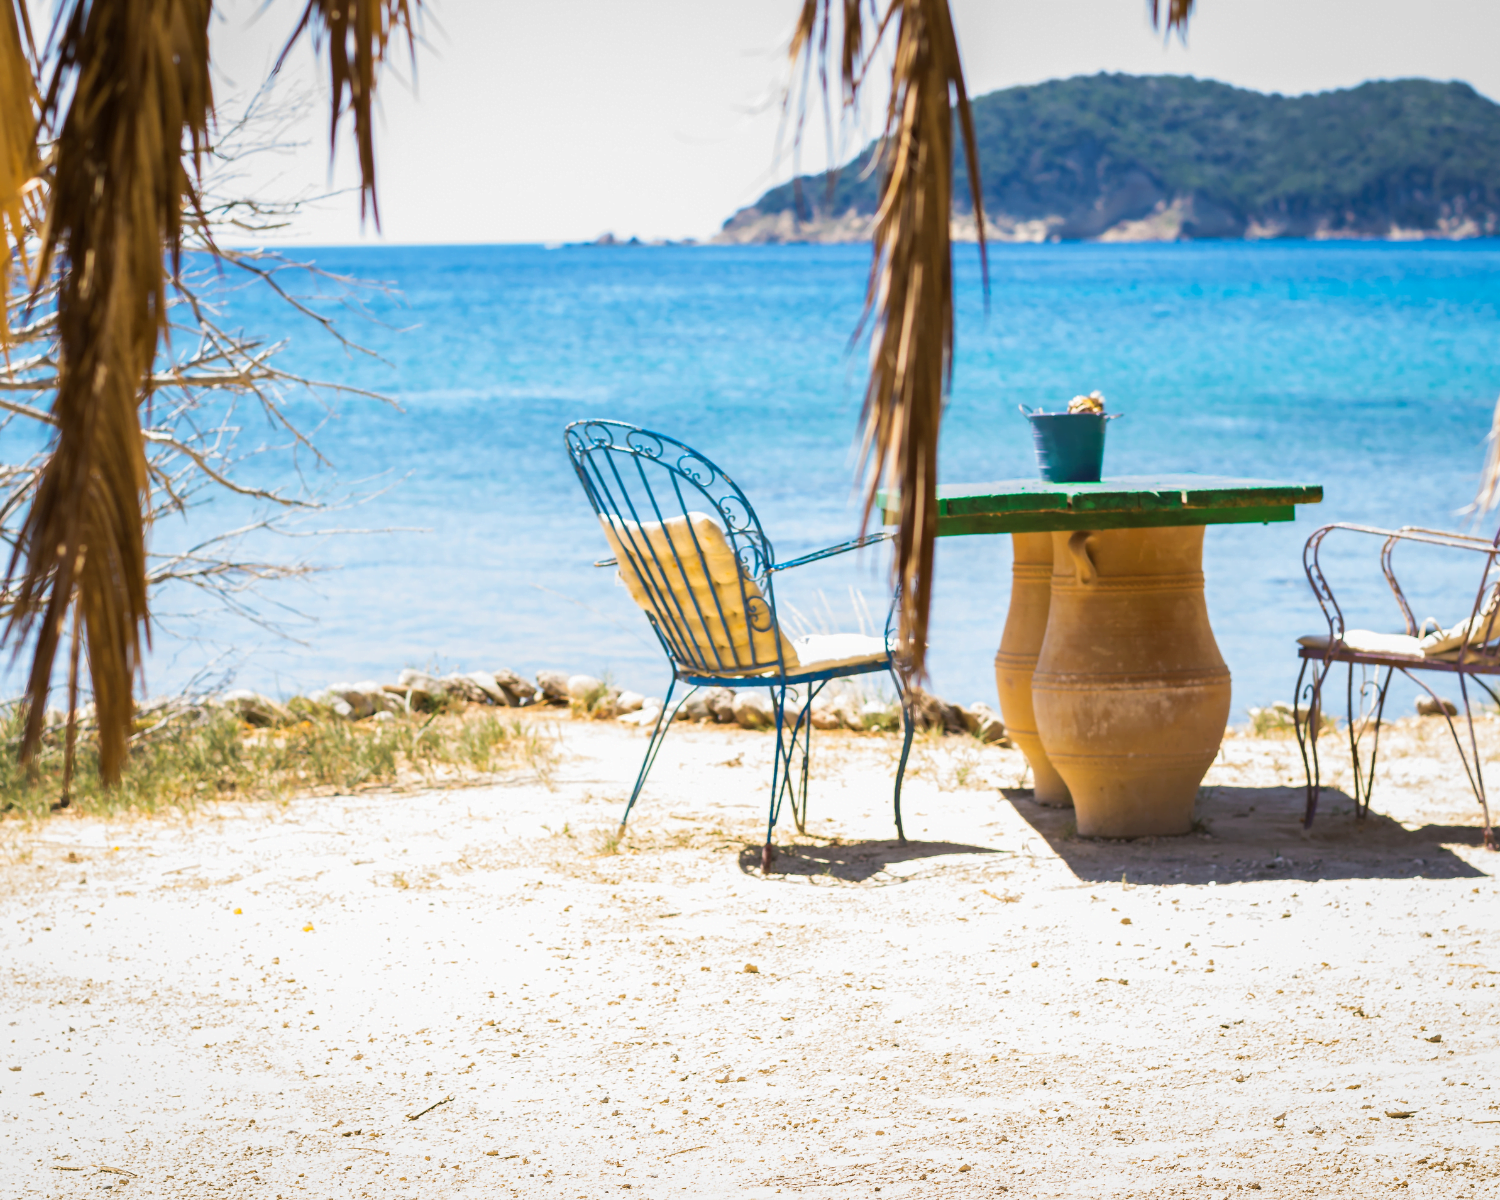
1417, 585, 1500, 655
1298, 631, 1426, 660
791, 633, 890, 673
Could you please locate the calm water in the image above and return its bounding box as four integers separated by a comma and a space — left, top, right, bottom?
133, 242, 1500, 719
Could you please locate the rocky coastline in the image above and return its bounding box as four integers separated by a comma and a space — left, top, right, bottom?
214, 667, 1009, 742
712, 202, 1492, 246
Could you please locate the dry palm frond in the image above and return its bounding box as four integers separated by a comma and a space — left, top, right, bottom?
0, 0, 40, 346
277, 0, 423, 228
6, 0, 214, 783
791, 0, 986, 679
1150, 0, 1197, 34
1468, 394, 1500, 526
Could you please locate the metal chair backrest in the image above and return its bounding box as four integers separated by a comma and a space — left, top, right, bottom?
565, 420, 793, 678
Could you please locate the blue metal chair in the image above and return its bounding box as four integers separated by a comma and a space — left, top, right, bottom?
565, 419, 916, 872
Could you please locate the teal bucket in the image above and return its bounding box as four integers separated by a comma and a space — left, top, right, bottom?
1023, 408, 1112, 483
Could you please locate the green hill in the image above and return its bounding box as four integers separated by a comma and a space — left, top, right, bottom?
719, 74, 1500, 242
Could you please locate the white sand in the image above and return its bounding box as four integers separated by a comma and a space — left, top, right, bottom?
3, 715, 1498, 1198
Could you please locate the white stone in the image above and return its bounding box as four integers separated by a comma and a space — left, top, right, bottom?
732, 690, 775, 730
440, 673, 493, 704
861, 699, 900, 732
457, 670, 506, 705
810, 700, 843, 730
616, 691, 645, 714
218, 689, 291, 727
535, 670, 571, 704
964, 702, 1008, 744
567, 674, 603, 701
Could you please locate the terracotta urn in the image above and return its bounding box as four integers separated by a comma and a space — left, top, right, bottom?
994, 532, 1072, 806
1030, 526, 1231, 837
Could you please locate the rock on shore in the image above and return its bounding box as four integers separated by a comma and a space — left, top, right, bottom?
211, 668, 1008, 744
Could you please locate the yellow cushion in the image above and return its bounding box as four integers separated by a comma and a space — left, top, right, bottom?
601, 512, 798, 674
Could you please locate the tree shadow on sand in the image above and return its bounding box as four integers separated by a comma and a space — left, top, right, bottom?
1005, 783, 1490, 884
737, 838, 1000, 883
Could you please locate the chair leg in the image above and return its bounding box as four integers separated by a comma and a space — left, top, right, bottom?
1292, 655, 1328, 829
1458, 674, 1496, 851
790, 682, 823, 835
620, 679, 693, 833
891, 666, 914, 845
1346, 665, 1392, 820
1408, 671, 1493, 847
763, 685, 788, 874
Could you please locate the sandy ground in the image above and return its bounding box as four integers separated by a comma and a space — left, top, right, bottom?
3, 712, 1499, 1199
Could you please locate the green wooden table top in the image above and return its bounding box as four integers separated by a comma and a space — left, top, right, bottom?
880, 476, 1324, 536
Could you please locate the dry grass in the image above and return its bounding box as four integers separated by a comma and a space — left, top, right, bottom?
0, 703, 559, 822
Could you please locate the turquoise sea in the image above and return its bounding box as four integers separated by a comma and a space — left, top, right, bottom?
141, 242, 1500, 720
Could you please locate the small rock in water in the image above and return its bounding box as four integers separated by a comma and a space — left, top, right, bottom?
1415, 695, 1458, 717
732, 691, 775, 730
535, 670, 571, 705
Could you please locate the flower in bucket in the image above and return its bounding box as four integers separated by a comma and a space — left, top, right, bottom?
1068, 390, 1106, 414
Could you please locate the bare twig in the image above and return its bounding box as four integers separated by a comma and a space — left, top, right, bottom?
405, 1094, 453, 1121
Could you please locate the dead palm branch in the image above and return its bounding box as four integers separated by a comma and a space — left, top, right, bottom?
3, 0, 420, 786
0, 0, 39, 347
789, 0, 1198, 678
790, 0, 987, 681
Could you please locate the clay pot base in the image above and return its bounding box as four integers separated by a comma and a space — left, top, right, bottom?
1049, 752, 1216, 837
1031, 526, 1231, 839
996, 533, 1073, 809
1011, 734, 1072, 807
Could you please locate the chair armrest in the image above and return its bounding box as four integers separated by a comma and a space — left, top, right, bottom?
767, 532, 892, 574
1304, 523, 1500, 646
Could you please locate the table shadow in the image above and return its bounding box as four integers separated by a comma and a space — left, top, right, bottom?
1004, 783, 1490, 884
738, 838, 999, 883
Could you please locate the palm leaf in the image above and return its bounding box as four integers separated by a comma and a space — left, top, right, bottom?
6, 0, 214, 783
0, 0, 40, 347
277, 0, 423, 227
1151, 0, 1197, 33
791, 0, 986, 679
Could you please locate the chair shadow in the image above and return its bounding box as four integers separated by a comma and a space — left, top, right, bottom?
738, 838, 1000, 883
1004, 784, 1489, 884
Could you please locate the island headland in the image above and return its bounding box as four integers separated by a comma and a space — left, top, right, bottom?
716, 72, 1500, 244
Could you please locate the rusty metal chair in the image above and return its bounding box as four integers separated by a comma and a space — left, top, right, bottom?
564, 419, 915, 871
1293, 522, 1500, 848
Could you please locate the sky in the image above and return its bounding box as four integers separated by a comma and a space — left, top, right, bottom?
211, 0, 1500, 245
